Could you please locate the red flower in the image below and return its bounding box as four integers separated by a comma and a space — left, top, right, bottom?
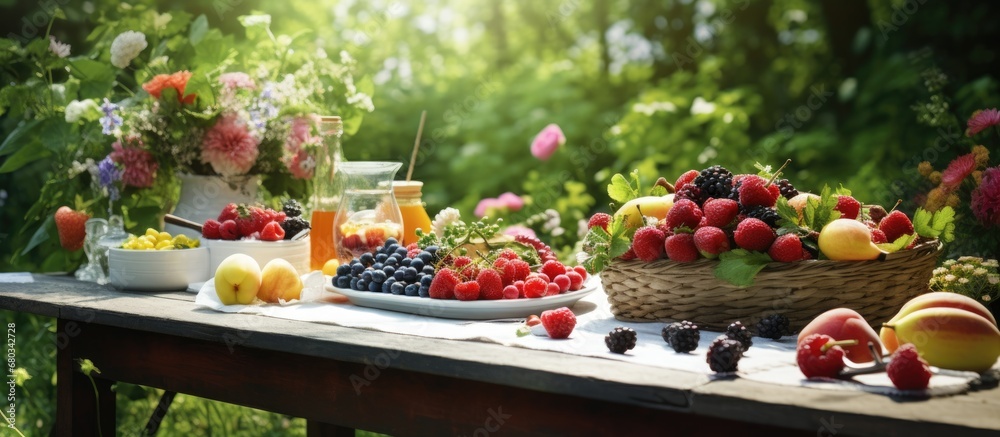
142, 71, 196, 105
940, 153, 976, 190
971, 166, 1000, 227
966, 108, 1000, 137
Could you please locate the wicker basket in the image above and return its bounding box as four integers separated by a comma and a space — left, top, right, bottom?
601, 241, 942, 331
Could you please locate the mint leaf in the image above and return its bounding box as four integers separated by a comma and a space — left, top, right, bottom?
580, 214, 631, 274
834, 185, 852, 197
803, 185, 838, 232
914, 206, 956, 243
877, 233, 916, 253
607, 213, 631, 258
714, 249, 773, 287
608, 172, 640, 204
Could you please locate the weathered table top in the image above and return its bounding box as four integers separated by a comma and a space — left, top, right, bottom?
2, 274, 999, 436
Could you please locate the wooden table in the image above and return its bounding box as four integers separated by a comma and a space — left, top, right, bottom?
1, 275, 999, 436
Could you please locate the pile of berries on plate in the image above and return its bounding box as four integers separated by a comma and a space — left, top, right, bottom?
201, 200, 310, 242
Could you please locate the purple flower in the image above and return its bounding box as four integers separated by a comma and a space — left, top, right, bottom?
97, 156, 123, 201
99, 98, 122, 135
967, 108, 1000, 137
530, 124, 565, 160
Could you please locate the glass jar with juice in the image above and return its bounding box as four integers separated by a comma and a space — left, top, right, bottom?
333, 162, 404, 263
309, 116, 345, 271
392, 181, 432, 246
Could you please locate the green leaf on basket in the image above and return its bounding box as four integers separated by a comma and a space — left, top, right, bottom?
876, 233, 916, 253
714, 249, 773, 287
913, 206, 955, 243
580, 213, 631, 274
803, 185, 838, 232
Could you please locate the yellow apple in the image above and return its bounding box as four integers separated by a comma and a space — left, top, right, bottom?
258, 258, 304, 303
215, 254, 262, 305
818, 219, 886, 261
614, 194, 675, 229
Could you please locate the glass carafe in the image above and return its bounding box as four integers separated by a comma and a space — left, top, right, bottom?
333, 162, 404, 263
96, 215, 130, 281
309, 116, 345, 271
75, 218, 108, 283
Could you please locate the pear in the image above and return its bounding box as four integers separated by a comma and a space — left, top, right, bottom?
818, 219, 886, 261
883, 307, 1000, 373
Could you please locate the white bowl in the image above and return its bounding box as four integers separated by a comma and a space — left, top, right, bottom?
109, 247, 211, 291
205, 238, 310, 276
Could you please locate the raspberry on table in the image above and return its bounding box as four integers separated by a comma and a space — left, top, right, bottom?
796, 334, 856, 378
540, 307, 577, 339
887, 344, 932, 390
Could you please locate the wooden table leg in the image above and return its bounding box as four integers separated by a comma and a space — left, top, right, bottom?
55, 319, 116, 437
306, 421, 355, 437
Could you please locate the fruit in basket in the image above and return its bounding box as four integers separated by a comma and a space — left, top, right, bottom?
257, 258, 303, 303
605, 327, 638, 354
880, 292, 998, 353
881, 307, 1000, 372
736, 175, 780, 208
540, 307, 577, 339
54, 206, 90, 251
787, 192, 820, 222
733, 218, 775, 252
878, 210, 915, 243
214, 254, 262, 305
664, 233, 699, 262
834, 195, 861, 220
694, 226, 729, 259
887, 344, 932, 390
664, 198, 702, 230
796, 334, 857, 378
798, 308, 883, 363
702, 198, 739, 228
707, 336, 744, 373
587, 213, 612, 231
632, 226, 667, 261
818, 219, 885, 261
768, 234, 804, 262
614, 195, 675, 229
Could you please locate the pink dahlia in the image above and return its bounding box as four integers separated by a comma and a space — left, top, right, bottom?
498, 192, 524, 211
971, 166, 1000, 227
285, 115, 321, 152
941, 153, 976, 189
109, 139, 158, 188
218, 72, 255, 90
967, 108, 1000, 137
285, 149, 316, 179
530, 123, 565, 160
201, 116, 260, 176
474, 197, 503, 218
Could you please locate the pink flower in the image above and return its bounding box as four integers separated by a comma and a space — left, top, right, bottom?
967, 108, 1000, 137
971, 166, 1000, 227
503, 225, 537, 240
474, 197, 503, 218
285, 115, 321, 152
218, 72, 255, 90
201, 116, 260, 176
497, 192, 524, 211
530, 124, 565, 160
941, 153, 976, 189
285, 149, 315, 179
109, 138, 158, 188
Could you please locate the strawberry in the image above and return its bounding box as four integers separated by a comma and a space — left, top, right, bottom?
260, 221, 285, 241
879, 210, 914, 243
220, 220, 239, 240
218, 203, 239, 222
540, 260, 567, 280
797, 334, 856, 378
768, 233, 804, 262
871, 228, 888, 244
202, 219, 222, 239
733, 218, 776, 252
54, 206, 89, 251
631, 226, 666, 262
737, 176, 780, 207
513, 280, 526, 298
693, 226, 729, 259
429, 268, 461, 299
540, 307, 577, 339
587, 212, 613, 231
664, 233, 699, 262
834, 195, 861, 220
702, 198, 739, 228
618, 248, 637, 260
545, 282, 560, 296
553, 274, 571, 293
524, 277, 548, 298
665, 198, 703, 231
887, 344, 932, 390
565, 271, 584, 291
502, 285, 519, 299
476, 269, 504, 300
674, 169, 699, 191
454, 281, 481, 301
234, 205, 257, 237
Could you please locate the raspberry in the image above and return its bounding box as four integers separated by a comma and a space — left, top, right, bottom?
429, 268, 461, 299
665, 199, 703, 231
664, 233, 699, 262
553, 274, 571, 292
545, 283, 560, 296
502, 285, 519, 299
796, 334, 856, 378
407, 248, 422, 258
524, 277, 547, 298
707, 336, 744, 373
341, 234, 363, 250
834, 195, 861, 220
573, 266, 588, 280
406, 242, 419, 251
532, 272, 551, 283
502, 259, 531, 285
202, 219, 222, 239
693, 226, 729, 259
605, 327, 638, 354
540, 260, 567, 280
631, 226, 666, 262
540, 307, 576, 339
768, 233, 804, 262
565, 271, 584, 291
452, 256, 478, 280
218, 203, 239, 222
587, 213, 612, 231
476, 269, 504, 300
674, 169, 700, 191
454, 281, 481, 301
365, 227, 386, 249
618, 248, 637, 261
879, 210, 914, 243
220, 220, 239, 240
737, 176, 780, 207
871, 228, 888, 244
887, 344, 932, 390
733, 218, 776, 251
673, 183, 701, 204
493, 257, 510, 272
702, 198, 739, 228
513, 280, 525, 298
260, 221, 285, 241
498, 249, 520, 260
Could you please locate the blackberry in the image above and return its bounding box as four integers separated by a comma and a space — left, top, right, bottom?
775, 179, 798, 200
673, 183, 702, 204
282, 199, 304, 217
725, 321, 753, 351
669, 323, 700, 353
707, 336, 744, 373
692, 165, 734, 204
756, 314, 790, 340
280, 216, 310, 240
742, 205, 780, 228
605, 327, 638, 354
868, 205, 888, 224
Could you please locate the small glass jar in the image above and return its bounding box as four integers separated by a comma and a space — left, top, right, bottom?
393, 181, 432, 246
309, 116, 346, 271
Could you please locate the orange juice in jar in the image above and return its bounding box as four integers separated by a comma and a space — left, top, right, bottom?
393, 181, 432, 246
309, 210, 338, 271
308, 116, 345, 271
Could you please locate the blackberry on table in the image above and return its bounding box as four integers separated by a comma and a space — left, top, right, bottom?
605, 327, 638, 354
756, 314, 791, 340
692, 165, 734, 204
669, 322, 700, 353
725, 321, 753, 351
742, 205, 781, 228
281, 199, 304, 217
707, 336, 744, 373
280, 216, 310, 240
775, 179, 799, 200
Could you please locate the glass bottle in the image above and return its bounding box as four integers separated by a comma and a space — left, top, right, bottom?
333, 162, 404, 263
96, 215, 130, 282
75, 218, 108, 283
309, 116, 346, 271
393, 181, 432, 246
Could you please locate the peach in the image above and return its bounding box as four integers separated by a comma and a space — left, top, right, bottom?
257, 258, 304, 303
798, 308, 884, 363
215, 254, 261, 305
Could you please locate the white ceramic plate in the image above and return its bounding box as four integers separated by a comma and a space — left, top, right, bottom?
326, 278, 599, 320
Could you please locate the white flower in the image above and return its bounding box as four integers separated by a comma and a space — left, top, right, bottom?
49, 36, 70, 58
110, 31, 148, 68
958, 278, 970, 284
431, 207, 461, 237
68, 158, 96, 178
989, 275, 999, 285
983, 295, 993, 302
943, 259, 956, 266
958, 256, 978, 263
944, 274, 956, 282
974, 268, 988, 276
984, 259, 999, 268
154, 12, 172, 29
64, 99, 100, 123
239, 14, 272, 27
933, 267, 947, 275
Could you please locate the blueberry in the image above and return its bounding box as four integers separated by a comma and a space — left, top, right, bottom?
335, 276, 351, 288
393, 270, 405, 281
375, 253, 388, 263
422, 265, 435, 275
384, 257, 398, 267
351, 264, 365, 275
400, 257, 412, 268
368, 281, 380, 292
349, 277, 359, 289
404, 284, 420, 296
354, 279, 366, 291
417, 251, 433, 264
386, 244, 400, 254
410, 258, 425, 271
361, 270, 373, 282
350, 258, 361, 265
371, 270, 388, 283
403, 267, 418, 282
390, 282, 405, 295
418, 285, 430, 298
395, 247, 409, 257
425, 245, 438, 255
336, 264, 351, 276
420, 275, 434, 287
382, 278, 396, 293
372, 262, 384, 271
359, 253, 374, 266
384, 237, 399, 248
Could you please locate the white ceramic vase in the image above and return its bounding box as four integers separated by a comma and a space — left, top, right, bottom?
165, 174, 260, 239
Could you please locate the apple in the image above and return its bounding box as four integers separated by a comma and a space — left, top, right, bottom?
215, 254, 262, 305
258, 258, 304, 303
614, 194, 675, 229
